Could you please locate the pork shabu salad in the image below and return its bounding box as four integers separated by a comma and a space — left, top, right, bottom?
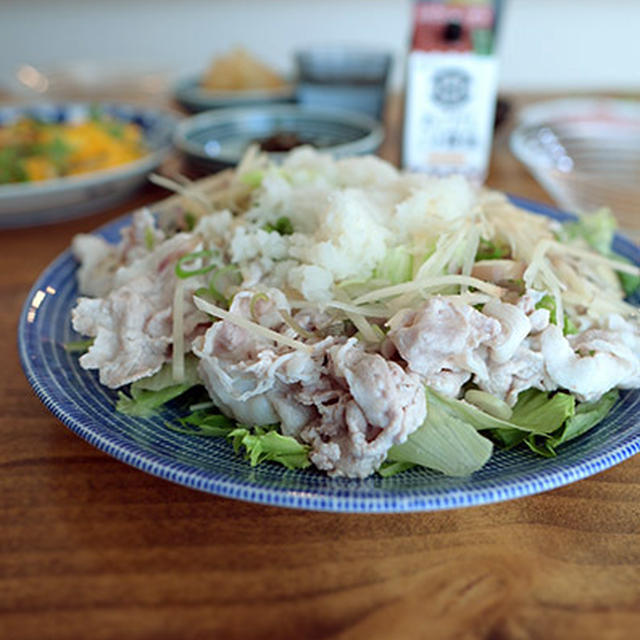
70, 148, 640, 478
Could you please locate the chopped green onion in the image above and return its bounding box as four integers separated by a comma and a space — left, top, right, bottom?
476, 238, 510, 261
184, 211, 197, 231
240, 170, 264, 188
279, 309, 317, 340
63, 338, 94, 353
175, 249, 220, 279
144, 226, 155, 251
208, 265, 241, 305
250, 292, 270, 322
263, 216, 294, 235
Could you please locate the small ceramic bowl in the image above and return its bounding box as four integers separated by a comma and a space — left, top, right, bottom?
173, 75, 295, 113
173, 104, 385, 171
295, 47, 392, 120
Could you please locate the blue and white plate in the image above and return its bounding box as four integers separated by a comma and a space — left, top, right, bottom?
17, 197, 640, 512
0, 102, 177, 228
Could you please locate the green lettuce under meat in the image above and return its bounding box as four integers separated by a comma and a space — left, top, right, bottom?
535, 294, 578, 335
475, 238, 510, 261
613, 256, 640, 297
116, 384, 195, 417
394, 387, 618, 467
170, 408, 311, 470
111, 340, 619, 475
524, 390, 619, 456
386, 388, 494, 476
229, 425, 311, 470
563, 207, 640, 296
116, 358, 201, 417
562, 207, 616, 255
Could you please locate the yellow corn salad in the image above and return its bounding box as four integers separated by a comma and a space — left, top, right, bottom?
0, 113, 147, 184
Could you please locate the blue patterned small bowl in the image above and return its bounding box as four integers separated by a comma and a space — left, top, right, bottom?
173, 104, 384, 172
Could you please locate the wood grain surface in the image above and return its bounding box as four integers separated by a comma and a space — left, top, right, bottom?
1, 94, 639, 640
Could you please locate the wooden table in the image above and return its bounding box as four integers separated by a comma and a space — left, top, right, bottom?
1, 95, 639, 640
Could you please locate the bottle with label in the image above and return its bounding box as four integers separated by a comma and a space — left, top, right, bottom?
402, 0, 501, 182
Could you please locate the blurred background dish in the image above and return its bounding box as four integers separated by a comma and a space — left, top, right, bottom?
173, 104, 384, 172
0, 102, 176, 227
295, 46, 392, 120
200, 48, 287, 92
174, 76, 295, 113
12, 61, 174, 106
510, 98, 640, 235
174, 48, 295, 113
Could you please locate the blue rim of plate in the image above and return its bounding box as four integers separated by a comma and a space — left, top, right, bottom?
17, 195, 640, 512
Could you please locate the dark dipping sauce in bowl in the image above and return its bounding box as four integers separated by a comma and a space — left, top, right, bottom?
257, 131, 312, 152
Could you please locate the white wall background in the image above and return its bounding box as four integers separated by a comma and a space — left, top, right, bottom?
2, 0, 640, 93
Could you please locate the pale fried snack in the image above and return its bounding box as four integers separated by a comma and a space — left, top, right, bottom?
200, 48, 286, 91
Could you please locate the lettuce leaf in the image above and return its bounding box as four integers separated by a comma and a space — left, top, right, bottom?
377, 460, 417, 477
229, 425, 311, 470
502, 389, 576, 456
167, 408, 311, 470
562, 208, 640, 296
535, 295, 578, 334
483, 389, 611, 458
116, 383, 196, 417
169, 409, 236, 436
527, 389, 619, 455
387, 389, 494, 476
611, 255, 640, 297
563, 207, 616, 255
116, 358, 201, 417
132, 356, 200, 392
475, 238, 510, 260
423, 388, 573, 435
462, 388, 575, 452
509, 389, 576, 433
385, 387, 580, 474
374, 246, 413, 284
